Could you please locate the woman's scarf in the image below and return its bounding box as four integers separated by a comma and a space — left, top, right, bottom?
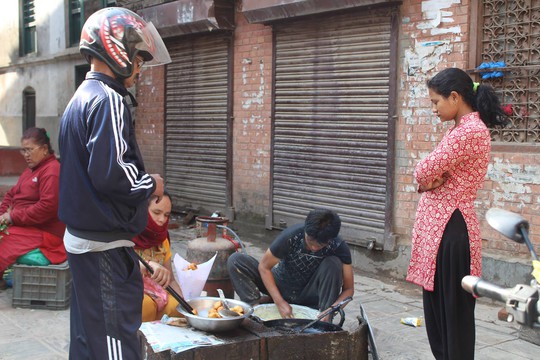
133, 212, 169, 249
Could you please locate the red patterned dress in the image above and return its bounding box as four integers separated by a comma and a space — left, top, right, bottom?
406, 112, 491, 291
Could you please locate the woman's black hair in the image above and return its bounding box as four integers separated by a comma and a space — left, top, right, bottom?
149, 190, 171, 204
21, 127, 54, 154
427, 68, 508, 128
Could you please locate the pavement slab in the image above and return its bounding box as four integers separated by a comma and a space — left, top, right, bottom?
0, 221, 537, 359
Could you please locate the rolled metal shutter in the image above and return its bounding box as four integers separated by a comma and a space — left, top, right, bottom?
272, 8, 395, 246
165, 34, 231, 213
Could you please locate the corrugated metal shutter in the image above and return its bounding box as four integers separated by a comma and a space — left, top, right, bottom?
165, 34, 231, 213
272, 8, 395, 246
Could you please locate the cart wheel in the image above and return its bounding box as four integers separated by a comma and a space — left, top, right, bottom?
359, 303, 379, 360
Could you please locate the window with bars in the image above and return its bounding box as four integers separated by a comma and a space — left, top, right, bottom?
23, 87, 36, 131
472, 0, 540, 143
20, 0, 36, 55
69, 0, 82, 47
69, 0, 117, 47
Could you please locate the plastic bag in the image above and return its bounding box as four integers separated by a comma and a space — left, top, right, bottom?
143, 275, 168, 312
3, 267, 13, 288
17, 248, 51, 266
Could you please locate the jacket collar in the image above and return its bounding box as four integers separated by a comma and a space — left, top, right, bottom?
85, 71, 129, 97
31, 154, 56, 172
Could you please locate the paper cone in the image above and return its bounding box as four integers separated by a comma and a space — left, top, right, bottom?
173, 252, 217, 300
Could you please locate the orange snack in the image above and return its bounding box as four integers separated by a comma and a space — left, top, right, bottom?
183, 262, 198, 271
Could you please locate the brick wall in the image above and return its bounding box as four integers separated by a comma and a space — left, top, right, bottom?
0, 148, 26, 176
231, 10, 273, 217
134, 7, 275, 218
132, 0, 539, 258
481, 150, 540, 254
395, 0, 539, 257
0, 148, 25, 200
135, 65, 166, 175
118, 0, 167, 11
395, 0, 471, 245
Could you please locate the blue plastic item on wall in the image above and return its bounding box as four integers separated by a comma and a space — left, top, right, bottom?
477, 61, 506, 79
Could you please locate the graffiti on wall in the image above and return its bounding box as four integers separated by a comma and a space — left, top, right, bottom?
418, 0, 461, 35
405, 40, 451, 76
404, 0, 460, 76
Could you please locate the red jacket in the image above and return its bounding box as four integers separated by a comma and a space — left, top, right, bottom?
0, 155, 66, 262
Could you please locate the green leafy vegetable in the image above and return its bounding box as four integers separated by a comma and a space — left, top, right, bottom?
0, 223, 9, 240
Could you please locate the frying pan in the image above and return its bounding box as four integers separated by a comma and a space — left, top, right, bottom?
259, 296, 352, 334
262, 318, 344, 334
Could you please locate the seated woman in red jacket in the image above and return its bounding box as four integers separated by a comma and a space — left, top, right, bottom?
0, 127, 66, 290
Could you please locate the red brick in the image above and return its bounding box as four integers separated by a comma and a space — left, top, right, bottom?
130, 0, 539, 259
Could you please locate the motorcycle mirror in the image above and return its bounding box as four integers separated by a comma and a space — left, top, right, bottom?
485, 208, 529, 244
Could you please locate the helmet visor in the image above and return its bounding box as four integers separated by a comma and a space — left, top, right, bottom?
136, 21, 171, 66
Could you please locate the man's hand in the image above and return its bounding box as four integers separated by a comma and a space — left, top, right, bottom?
258, 249, 291, 317
150, 174, 164, 202
276, 299, 294, 319
320, 307, 333, 322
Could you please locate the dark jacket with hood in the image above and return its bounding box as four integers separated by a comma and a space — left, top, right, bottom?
58, 71, 155, 242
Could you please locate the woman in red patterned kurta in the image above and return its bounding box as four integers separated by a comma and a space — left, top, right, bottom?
406, 68, 507, 360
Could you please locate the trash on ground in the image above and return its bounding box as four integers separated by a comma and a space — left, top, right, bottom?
400, 317, 422, 327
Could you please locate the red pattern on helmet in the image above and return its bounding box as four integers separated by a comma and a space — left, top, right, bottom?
80, 27, 94, 46
98, 13, 153, 69
79, 7, 169, 78
100, 15, 127, 68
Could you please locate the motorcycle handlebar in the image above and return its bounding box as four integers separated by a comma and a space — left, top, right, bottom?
462, 275, 540, 328
461, 276, 510, 302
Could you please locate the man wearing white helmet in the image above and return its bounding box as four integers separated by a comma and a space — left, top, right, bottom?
58, 7, 171, 360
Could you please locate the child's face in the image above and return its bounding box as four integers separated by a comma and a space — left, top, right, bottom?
429, 88, 458, 123
149, 196, 172, 226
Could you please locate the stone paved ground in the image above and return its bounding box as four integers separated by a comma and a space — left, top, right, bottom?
0, 220, 538, 359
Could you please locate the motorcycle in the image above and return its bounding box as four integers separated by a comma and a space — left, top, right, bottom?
461, 208, 540, 328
